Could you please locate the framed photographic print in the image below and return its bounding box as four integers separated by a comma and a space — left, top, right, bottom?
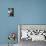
18, 24, 46, 41
8, 8, 14, 16
18, 24, 46, 46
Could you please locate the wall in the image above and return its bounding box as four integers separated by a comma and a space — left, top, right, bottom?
0, 0, 18, 44
16, 0, 46, 24
0, 0, 46, 44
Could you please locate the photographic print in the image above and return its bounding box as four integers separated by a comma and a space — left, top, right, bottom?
8, 8, 14, 16
18, 24, 46, 46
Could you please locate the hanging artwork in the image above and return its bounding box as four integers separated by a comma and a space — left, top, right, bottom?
8, 32, 16, 46
8, 32, 16, 41
8, 8, 14, 16
18, 24, 46, 41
